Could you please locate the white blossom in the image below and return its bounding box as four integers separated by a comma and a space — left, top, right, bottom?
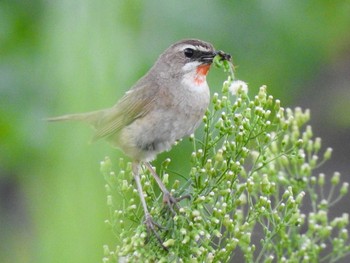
229, 80, 248, 95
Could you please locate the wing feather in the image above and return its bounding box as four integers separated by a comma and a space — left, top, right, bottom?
91, 84, 157, 141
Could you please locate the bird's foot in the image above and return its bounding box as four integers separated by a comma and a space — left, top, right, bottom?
163, 192, 191, 215
144, 214, 168, 251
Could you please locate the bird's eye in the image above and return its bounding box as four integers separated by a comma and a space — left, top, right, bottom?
184, 48, 194, 58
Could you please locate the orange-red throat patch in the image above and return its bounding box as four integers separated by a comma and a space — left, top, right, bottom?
194, 64, 211, 85
196, 64, 210, 76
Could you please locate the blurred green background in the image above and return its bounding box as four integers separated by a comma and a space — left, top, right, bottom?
1, 1, 350, 262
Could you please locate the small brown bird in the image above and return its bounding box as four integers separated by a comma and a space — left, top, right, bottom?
47, 39, 231, 243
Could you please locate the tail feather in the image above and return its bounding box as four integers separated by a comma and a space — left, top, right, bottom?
45, 110, 104, 127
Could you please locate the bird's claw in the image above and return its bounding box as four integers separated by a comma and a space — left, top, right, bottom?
144, 214, 168, 251
163, 192, 191, 215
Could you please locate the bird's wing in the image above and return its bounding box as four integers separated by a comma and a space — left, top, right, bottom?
91, 84, 158, 141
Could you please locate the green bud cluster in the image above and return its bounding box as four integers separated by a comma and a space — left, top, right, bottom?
101, 65, 350, 262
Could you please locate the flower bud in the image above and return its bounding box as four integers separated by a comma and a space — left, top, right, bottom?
323, 147, 333, 160
340, 182, 349, 196
340, 229, 348, 240
331, 172, 340, 185
314, 137, 321, 151
274, 99, 281, 111
163, 239, 175, 248
318, 173, 325, 186
162, 173, 169, 185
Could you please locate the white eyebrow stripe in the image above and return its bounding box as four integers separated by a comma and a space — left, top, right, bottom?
195, 45, 211, 52
177, 45, 211, 53
176, 45, 195, 52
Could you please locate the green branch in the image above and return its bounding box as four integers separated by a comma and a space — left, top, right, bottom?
100, 62, 350, 262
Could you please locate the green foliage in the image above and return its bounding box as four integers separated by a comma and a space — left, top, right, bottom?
100, 64, 350, 262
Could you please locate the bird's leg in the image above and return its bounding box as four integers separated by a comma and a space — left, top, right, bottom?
132, 162, 166, 250
144, 162, 190, 214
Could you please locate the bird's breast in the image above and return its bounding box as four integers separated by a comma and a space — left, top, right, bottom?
174, 74, 210, 134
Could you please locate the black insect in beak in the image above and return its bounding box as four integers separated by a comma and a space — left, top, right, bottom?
215, 50, 232, 62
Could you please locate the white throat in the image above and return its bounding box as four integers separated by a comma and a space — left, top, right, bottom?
181, 61, 201, 73
181, 69, 209, 94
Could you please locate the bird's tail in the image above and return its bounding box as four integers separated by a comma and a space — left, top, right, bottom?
45, 110, 104, 127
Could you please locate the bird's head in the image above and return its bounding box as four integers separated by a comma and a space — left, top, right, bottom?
151, 39, 231, 87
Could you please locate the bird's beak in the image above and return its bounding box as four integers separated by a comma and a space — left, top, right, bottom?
199, 51, 217, 63
200, 50, 232, 63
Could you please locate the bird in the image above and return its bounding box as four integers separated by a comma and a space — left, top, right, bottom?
47, 39, 231, 245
